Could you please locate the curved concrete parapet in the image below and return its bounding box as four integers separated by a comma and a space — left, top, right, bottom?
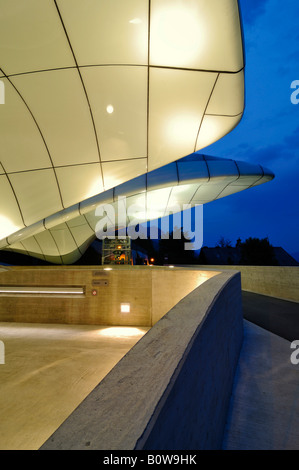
198, 265, 299, 303
41, 270, 243, 450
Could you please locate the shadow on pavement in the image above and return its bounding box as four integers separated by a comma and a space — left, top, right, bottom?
242, 291, 299, 341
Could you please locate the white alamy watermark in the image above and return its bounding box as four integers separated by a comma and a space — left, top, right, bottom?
290, 340, 299, 365
0, 340, 4, 364
0, 80, 4, 105
95, 196, 203, 251
290, 80, 299, 105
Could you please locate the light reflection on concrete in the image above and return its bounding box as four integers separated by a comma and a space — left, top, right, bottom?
0, 322, 149, 450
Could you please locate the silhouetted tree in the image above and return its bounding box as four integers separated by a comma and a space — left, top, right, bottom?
198, 247, 208, 264
155, 227, 198, 265
235, 237, 242, 247
217, 236, 232, 248
239, 237, 278, 266
132, 236, 157, 263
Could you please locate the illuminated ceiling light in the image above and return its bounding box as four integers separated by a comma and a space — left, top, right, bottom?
150, 5, 206, 67
106, 105, 114, 114
120, 303, 130, 313
169, 266, 174, 268
165, 113, 200, 152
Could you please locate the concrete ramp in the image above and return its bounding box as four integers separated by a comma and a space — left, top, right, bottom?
223, 320, 299, 450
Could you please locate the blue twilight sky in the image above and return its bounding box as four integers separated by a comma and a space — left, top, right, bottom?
200, 0, 299, 258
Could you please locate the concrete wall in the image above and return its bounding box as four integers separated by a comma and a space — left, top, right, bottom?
0, 266, 218, 326
41, 270, 243, 450
197, 265, 299, 303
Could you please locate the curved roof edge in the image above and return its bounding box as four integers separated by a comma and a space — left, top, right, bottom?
0, 154, 274, 264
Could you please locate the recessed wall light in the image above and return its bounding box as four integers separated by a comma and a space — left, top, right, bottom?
0, 286, 84, 295
106, 105, 114, 114
121, 303, 130, 313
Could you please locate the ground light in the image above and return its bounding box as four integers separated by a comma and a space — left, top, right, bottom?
98, 327, 145, 338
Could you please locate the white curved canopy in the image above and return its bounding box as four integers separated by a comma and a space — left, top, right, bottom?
1, 154, 274, 264
0, 0, 245, 246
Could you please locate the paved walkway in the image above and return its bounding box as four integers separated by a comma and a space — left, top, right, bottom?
1, 291, 298, 450
0, 323, 148, 450
222, 293, 299, 450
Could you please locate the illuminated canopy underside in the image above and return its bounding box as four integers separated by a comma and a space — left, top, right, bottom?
0, 1, 273, 265
1, 154, 274, 264
0, 0, 245, 245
